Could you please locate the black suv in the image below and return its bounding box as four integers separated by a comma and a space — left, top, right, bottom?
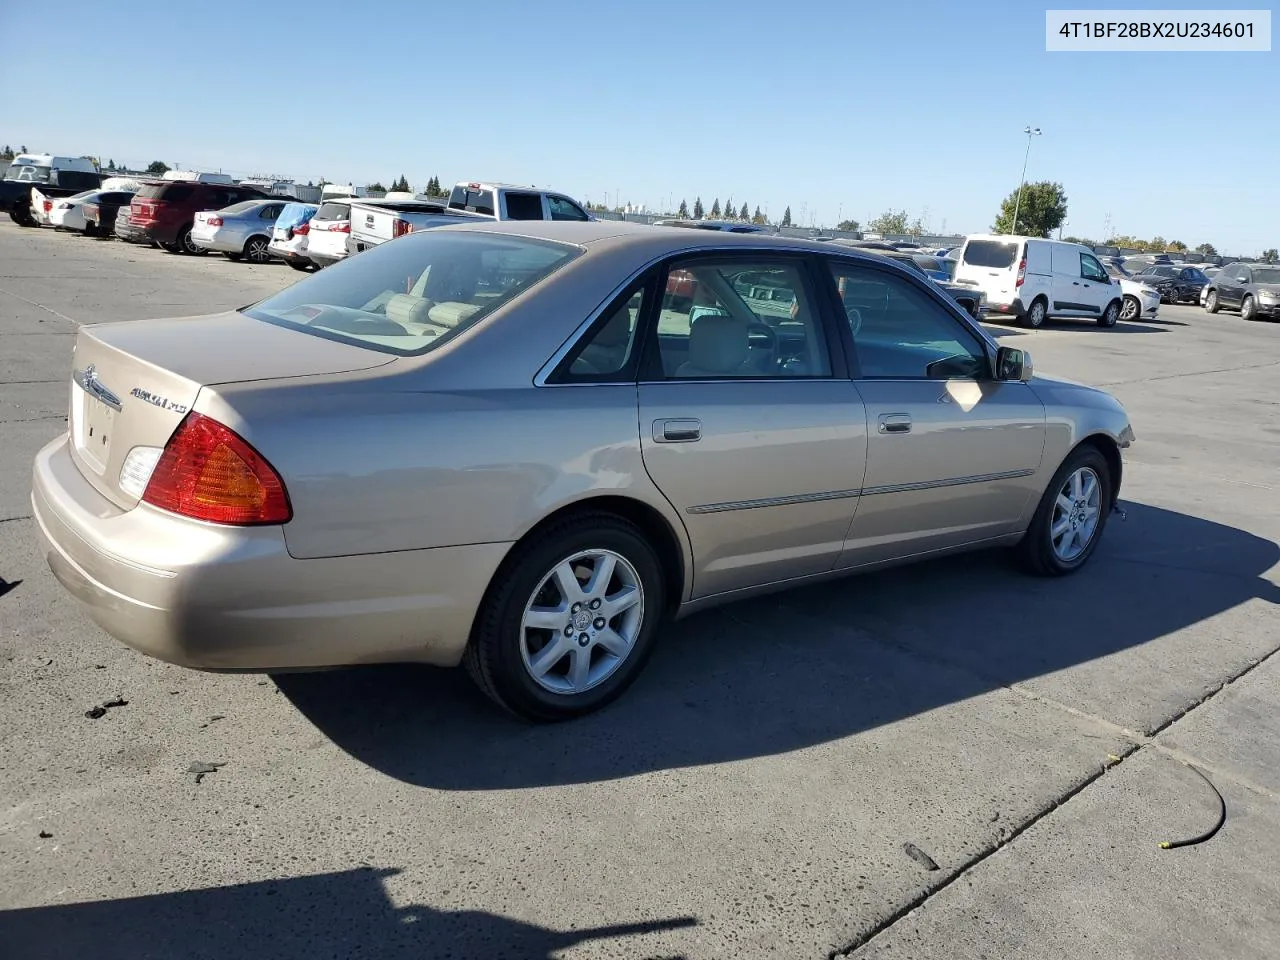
1205, 262, 1280, 321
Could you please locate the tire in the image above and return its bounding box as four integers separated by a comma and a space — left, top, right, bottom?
175, 224, 207, 256
1017, 445, 1112, 577
242, 235, 271, 264
464, 513, 666, 722
1098, 299, 1120, 328
1240, 295, 1256, 321
10, 207, 37, 227
1021, 296, 1048, 329
1120, 295, 1140, 322
225, 253, 242, 262
287, 260, 310, 272
1205, 288, 1220, 313
161, 239, 182, 254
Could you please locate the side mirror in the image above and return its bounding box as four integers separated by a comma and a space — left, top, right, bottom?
996, 346, 1034, 382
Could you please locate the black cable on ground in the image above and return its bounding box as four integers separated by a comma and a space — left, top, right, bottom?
1158, 761, 1226, 850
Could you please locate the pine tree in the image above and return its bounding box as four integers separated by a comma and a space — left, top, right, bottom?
781, 206, 792, 227
710, 198, 721, 219
752, 206, 765, 225
739, 202, 748, 220
677, 199, 689, 218
693, 197, 704, 219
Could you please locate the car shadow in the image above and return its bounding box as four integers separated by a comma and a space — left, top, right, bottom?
0, 867, 697, 960
276, 501, 1280, 791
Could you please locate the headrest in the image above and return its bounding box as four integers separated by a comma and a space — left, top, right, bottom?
384, 293, 433, 326
427, 301, 482, 328
687, 314, 749, 373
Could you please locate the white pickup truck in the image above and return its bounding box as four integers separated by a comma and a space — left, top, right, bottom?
346, 180, 592, 255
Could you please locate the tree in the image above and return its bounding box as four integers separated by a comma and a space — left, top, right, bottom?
106, 159, 116, 171
1167, 240, 1187, 252
752, 206, 765, 225
677, 199, 689, 218
389, 175, 411, 192
992, 181, 1067, 237
692, 197, 704, 219
1263, 248, 1279, 263
1149, 236, 1167, 251
781, 206, 792, 227
1195, 242, 1218, 256
837, 219, 860, 232
739, 202, 749, 221
145, 160, 170, 176
868, 209, 910, 235
368, 181, 387, 193
710, 198, 721, 218
0, 145, 11, 160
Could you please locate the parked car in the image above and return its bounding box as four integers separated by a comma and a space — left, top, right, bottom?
190, 199, 290, 262
304, 198, 355, 268
30, 221, 1133, 721
1103, 262, 1162, 321
267, 202, 320, 270
954, 234, 1123, 328
48, 189, 108, 233
2, 153, 102, 227
124, 180, 270, 254
1131, 264, 1210, 304
1204, 262, 1280, 321
870, 250, 986, 319
346, 198, 488, 255
446, 180, 593, 222
83, 190, 138, 238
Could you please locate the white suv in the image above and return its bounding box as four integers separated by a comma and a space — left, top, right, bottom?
954, 234, 1124, 329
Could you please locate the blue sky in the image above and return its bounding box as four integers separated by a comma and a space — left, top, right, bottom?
2, 0, 1275, 252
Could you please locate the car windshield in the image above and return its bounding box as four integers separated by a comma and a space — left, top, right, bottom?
4, 164, 52, 183
962, 240, 1019, 268
1253, 267, 1280, 283
244, 231, 580, 356
1145, 266, 1178, 277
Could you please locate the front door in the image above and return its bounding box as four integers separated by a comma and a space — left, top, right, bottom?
1079, 251, 1117, 314
636, 255, 868, 598
821, 258, 1047, 567
1219, 264, 1249, 308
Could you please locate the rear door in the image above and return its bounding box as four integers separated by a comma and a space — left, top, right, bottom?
824, 257, 1046, 567
635, 253, 867, 598
954, 238, 1021, 308
1221, 264, 1250, 307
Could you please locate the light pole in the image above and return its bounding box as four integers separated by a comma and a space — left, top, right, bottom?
1010, 126, 1041, 234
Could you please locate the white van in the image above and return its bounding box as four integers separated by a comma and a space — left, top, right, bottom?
954, 234, 1124, 328
162, 170, 236, 185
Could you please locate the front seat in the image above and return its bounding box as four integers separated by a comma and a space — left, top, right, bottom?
573, 304, 633, 374
675, 314, 751, 378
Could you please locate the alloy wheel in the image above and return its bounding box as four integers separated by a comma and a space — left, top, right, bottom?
1050, 467, 1102, 562
246, 238, 270, 263
1120, 296, 1139, 321
519, 549, 645, 695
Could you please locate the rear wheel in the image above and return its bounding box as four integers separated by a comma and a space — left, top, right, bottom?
1017, 445, 1112, 577
1098, 299, 1120, 328
10, 207, 37, 227
1022, 296, 1048, 329
175, 224, 207, 255
242, 235, 271, 264
1241, 295, 1257, 321
287, 260, 310, 272
1120, 295, 1140, 321
1205, 288, 1219, 313
464, 513, 665, 721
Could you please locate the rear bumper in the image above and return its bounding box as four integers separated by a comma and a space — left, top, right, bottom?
307, 250, 346, 267
984, 296, 1026, 319
191, 230, 244, 254
31, 433, 507, 671
268, 239, 308, 262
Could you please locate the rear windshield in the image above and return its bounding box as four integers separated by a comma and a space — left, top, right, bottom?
315, 201, 351, 221
5, 164, 52, 183
278, 202, 318, 227
962, 240, 1019, 268
221, 200, 259, 215
136, 182, 193, 202
245, 231, 580, 357
448, 186, 496, 216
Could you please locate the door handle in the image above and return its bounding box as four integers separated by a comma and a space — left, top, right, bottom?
653, 418, 701, 443
878, 413, 911, 434
1072, 281, 1081, 285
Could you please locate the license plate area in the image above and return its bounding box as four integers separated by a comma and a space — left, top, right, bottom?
71, 383, 115, 475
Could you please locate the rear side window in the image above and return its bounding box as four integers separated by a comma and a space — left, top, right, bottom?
504, 192, 544, 220
137, 182, 193, 202
448, 186, 495, 216
315, 201, 350, 221
962, 240, 1019, 268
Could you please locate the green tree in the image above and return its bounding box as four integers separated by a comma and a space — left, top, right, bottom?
992, 181, 1067, 237
678, 199, 689, 218
837, 219, 860, 232
1149, 236, 1167, 251
781, 206, 792, 227
1262, 248, 1279, 263
106, 159, 116, 171
368, 181, 387, 193
868, 209, 910, 235
1195, 242, 1217, 256
710, 198, 721, 218
145, 160, 170, 176
1167, 240, 1187, 252
739, 202, 749, 220
0, 145, 12, 160
752, 206, 765, 225
693, 197, 704, 219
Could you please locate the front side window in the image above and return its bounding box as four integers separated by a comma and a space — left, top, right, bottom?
548, 196, 589, 221
828, 260, 988, 380
245, 232, 579, 356
652, 260, 831, 379
1080, 254, 1108, 282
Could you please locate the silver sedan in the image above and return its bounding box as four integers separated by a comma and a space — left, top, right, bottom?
31, 222, 1135, 720
190, 199, 290, 262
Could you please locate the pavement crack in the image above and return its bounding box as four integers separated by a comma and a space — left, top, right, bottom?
0, 286, 79, 325
1, 414, 66, 424
1099, 357, 1280, 387
0, 515, 33, 524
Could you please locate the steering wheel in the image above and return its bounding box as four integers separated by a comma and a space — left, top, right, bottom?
746, 321, 778, 371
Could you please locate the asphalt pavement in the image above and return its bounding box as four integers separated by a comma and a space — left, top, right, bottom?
1, 221, 1278, 960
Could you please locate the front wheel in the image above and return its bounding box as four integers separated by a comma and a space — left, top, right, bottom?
1098, 300, 1120, 328
1022, 297, 1048, 329
1017, 446, 1112, 577
464, 514, 665, 721
287, 260, 310, 272
1120, 295, 1140, 322
1205, 289, 1219, 313
1241, 295, 1257, 321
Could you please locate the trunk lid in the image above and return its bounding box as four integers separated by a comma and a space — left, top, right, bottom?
67, 312, 396, 507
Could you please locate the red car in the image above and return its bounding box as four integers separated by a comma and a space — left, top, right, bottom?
125, 180, 271, 254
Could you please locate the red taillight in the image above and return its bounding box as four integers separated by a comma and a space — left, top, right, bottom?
42, 200, 52, 212
1015, 257, 1027, 287
392, 220, 412, 238
331, 222, 351, 233
207, 216, 223, 227
142, 413, 291, 526
293, 222, 310, 236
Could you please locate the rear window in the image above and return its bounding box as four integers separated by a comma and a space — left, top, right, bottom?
962, 240, 1019, 268
136, 182, 193, 202
245, 232, 580, 357
448, 185, 496, 216
221, 201, 260, 215
277, 202, 318, 227
315, 201, 351, 221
